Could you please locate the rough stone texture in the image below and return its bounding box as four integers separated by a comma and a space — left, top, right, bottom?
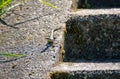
50, 70, 120, 79
64, 14, 120, 62
0, 0, 71, 79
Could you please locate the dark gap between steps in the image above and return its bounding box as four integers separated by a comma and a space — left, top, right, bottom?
71, 0, 120, 10
63, 14, 120, 62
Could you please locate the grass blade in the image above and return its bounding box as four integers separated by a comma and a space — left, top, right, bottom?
0, 52, 26, 57
39, 0, 58, 8
0, 3, 20, 17
0, 0, 13, 9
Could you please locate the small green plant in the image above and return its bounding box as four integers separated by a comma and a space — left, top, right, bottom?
0, 0, 12, 16
0, 0, 12, 9
0, 0, 22, 17
0, 3, 20, 17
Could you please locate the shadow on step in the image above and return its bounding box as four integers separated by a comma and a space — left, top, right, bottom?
63, 14, 120, 63
72, 0, 120, 9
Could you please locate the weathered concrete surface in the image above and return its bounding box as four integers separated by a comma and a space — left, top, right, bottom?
0, 0, 71, 79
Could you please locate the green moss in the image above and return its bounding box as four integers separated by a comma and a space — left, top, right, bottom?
66, 20, 83, 34
66, 24, 84, 44
49, 71, 74, 79
82, 0, 91, 8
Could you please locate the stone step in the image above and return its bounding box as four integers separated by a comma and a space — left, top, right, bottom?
52, 63, 120, 71
49, 63, 120, 79
64, 13, 120, 62
48, 7, 120, 79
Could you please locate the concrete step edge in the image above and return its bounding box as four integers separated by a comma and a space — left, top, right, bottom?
52, 62, 120, 71
68, 8, 120, 15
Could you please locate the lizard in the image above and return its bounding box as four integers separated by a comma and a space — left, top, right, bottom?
40, 27, 62, 53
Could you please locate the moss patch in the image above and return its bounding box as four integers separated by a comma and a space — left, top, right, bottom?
49, 71, 74, 79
